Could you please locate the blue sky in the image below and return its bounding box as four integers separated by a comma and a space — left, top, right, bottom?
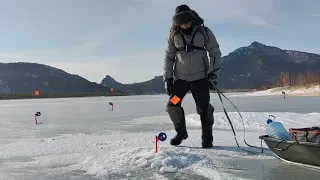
0, 0, 319, 84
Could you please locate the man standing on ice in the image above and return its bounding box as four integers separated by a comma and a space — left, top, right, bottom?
163, 5, 222, 148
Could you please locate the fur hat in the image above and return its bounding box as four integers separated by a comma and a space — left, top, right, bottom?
170, 5, 204, 33
175, 4, 190, 14
173, 11, 194, 25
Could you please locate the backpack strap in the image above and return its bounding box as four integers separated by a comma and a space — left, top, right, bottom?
198, 25, 210, 42
176, 26, 206, 52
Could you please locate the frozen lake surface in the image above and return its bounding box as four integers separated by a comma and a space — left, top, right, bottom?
0, 93, 319, 180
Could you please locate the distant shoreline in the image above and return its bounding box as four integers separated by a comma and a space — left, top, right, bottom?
0, 88, 254, 101
0, 92, 128, 100
1, 85, 319, 100
250, 85, 320, 96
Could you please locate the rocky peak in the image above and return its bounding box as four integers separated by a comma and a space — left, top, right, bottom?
248, 41, 266, 49
100, 75, 123, 88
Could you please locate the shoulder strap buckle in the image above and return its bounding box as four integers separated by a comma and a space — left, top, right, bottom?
185, 44, 191, 52
177, 27, 206, 52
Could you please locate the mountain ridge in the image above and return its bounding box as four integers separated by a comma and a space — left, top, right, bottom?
0, 62, 119, 94
0, 41, 319, 96
100, 41, 320, 92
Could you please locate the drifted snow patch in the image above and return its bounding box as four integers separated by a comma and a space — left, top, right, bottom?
186, 112, 266, 130
186, 112, 320, 131
68, 146, 211, 177
121, 147, 206, 173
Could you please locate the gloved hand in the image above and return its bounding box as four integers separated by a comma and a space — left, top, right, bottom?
165, 78, 174, 95
207, 73, 217, 90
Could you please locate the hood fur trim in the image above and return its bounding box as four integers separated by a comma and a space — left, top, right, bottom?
171, 9, 204, 31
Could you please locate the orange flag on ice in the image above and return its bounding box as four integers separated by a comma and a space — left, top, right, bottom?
34, 90, 39, 96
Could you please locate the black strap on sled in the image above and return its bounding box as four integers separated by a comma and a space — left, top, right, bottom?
273, 140, 297, 151
177, 27, 205, 52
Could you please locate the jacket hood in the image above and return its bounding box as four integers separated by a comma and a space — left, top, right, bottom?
171, 9, 204, 31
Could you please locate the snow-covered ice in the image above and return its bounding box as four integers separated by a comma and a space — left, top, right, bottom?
0, 94, 319, 180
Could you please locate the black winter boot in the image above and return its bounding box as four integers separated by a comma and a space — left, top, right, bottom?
170, 109, 188, 146
201, 123, 213, 148
166, 106, 188, 146
170, 117, 188, 145
170, 131, 188, 146
202, 139, 213, 148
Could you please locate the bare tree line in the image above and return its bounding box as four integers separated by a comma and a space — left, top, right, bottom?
260, 71, 320, 90
281, 71, 320, 86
